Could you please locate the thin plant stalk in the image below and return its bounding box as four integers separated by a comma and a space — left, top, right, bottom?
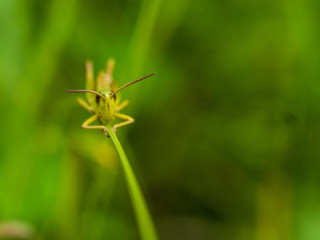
106, 124, 158, 240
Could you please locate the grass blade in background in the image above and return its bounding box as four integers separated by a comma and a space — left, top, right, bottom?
123, 0, 161, 96
127, 0, 161, 75
0, 0, 78, 219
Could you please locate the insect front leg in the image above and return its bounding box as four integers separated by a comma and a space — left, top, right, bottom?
77, 97, 93, 112
82, 115, 108, 132
116, 100, 129, 112
113, 112, 135, 132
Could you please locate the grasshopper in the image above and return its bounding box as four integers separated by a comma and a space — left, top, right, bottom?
67, 59, 155, 136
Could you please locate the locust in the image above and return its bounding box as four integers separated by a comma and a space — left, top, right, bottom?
67, 59, 155, 136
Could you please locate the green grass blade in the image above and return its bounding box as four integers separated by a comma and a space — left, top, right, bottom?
125, 0, 161, 79
106, 124, 158, 240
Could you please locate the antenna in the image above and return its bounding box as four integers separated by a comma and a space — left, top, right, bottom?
112, 72, 156, 96
66, 89, 105, 99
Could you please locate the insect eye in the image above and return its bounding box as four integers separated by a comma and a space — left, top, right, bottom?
110, 91, 117, 101
95, 94, 101, 104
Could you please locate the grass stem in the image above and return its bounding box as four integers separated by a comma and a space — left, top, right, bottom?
106, 124, 158, 240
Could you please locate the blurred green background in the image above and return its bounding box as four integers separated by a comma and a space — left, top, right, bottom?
1, 0, 320, 239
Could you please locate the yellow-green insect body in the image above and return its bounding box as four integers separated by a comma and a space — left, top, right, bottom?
67, 59, 155, 136
95, 91, 116, 124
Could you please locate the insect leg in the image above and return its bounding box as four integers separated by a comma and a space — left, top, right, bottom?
77, 97, 93, 112
116, 100, 129, 111
113, 112, 135, 132
85, 61, 95, 105
82, 115, 107, 132
99, 59, 116, 88
106, 59, 115, 77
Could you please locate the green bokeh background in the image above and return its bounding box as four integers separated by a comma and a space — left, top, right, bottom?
1, 0, 320, 239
